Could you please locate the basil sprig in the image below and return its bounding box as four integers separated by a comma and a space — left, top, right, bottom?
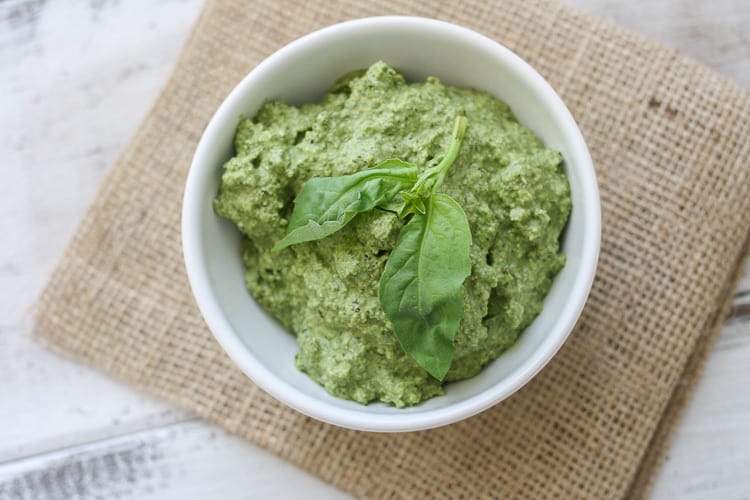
274, 117, 471, 380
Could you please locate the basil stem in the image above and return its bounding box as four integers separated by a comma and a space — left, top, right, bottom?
410, 115, 468, 198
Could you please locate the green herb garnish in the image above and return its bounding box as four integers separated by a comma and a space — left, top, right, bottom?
274, 116, 471, 380
272, 159, 418, 251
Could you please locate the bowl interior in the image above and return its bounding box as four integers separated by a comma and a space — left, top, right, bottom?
185, 17, 599, 431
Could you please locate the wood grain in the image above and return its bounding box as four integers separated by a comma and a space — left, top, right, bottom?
0, 421, 346, 500
1, 0, 748, 498
0, 0, 202, 463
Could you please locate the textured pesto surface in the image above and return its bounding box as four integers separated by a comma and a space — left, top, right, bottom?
214, 62, 571, 407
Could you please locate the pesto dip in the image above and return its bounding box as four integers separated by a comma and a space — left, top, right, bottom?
214, 61, 571, 407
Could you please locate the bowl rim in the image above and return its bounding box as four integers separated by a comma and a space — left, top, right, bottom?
182, 15, 601, 432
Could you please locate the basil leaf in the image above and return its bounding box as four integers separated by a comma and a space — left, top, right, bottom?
379, 193, 472, 380
273, 159, 418, 251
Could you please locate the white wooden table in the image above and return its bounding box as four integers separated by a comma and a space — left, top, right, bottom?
2, 1, 748, 498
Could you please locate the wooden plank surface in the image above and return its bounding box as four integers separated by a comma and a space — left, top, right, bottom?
1, 0, 748, 498
0, 0, 202, 464
0, 421, 346, 500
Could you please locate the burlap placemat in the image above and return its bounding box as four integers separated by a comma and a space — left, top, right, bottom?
35, 0, 750, 498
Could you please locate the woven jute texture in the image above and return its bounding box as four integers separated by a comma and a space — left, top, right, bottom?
36, 0, 750, 498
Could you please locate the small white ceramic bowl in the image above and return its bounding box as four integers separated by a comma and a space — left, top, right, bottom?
183, 16, 600, 432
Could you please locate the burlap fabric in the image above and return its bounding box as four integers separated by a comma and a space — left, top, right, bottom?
35, 0, 750, 498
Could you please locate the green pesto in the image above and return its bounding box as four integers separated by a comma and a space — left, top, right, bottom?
214, 62, 572, 407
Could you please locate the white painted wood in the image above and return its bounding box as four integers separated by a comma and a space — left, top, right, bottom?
0, 0, 206, 323
0, 0, 204, 462
0, 322, 192, 462
0, 420, 348, 500
651, 317, 750, 500
0, 0, 748, 498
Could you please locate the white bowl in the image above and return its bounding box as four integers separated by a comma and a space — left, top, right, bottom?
183, 16, 600, 432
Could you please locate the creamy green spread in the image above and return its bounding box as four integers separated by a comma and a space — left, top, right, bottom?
214, 62, 571, 407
